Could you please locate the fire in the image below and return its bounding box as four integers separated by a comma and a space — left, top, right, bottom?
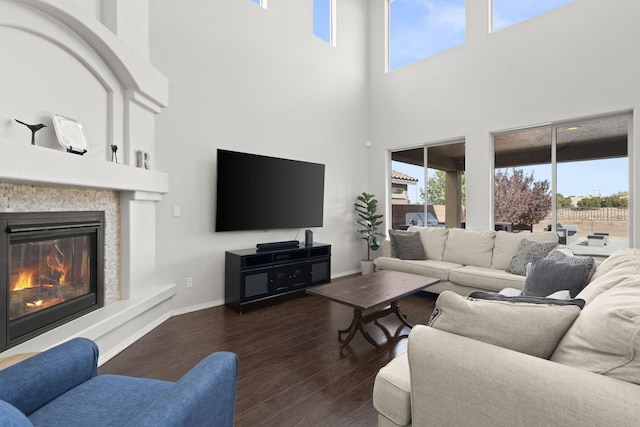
26, 298, 63, 309
12, 270, 36, 292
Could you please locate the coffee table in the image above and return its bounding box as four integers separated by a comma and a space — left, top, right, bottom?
306, 270, 439, 351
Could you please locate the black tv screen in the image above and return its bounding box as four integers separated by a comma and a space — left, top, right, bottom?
215, 150, 325, 232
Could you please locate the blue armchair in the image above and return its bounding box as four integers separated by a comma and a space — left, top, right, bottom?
0, 338, 238, 426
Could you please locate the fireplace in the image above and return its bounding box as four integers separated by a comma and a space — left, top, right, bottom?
0, 211, 104, 351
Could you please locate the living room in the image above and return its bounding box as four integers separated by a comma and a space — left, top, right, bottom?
0, 0, 639, 424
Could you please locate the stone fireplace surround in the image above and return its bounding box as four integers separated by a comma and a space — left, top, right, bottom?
0, 1, 174, 364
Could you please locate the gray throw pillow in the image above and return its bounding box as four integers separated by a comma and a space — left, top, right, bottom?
389, 231, 426, 260
388, 229, 414, 258
545, 249, 596, 287
522, 255, 589, 298
508, 239, 558, 275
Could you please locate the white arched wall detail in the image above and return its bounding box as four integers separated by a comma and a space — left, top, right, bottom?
0, 0, 173, 363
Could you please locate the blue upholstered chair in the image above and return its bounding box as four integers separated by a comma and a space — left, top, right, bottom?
0, 338, 238, 426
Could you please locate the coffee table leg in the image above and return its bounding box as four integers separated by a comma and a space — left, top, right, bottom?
339, 308, 380, 351
393, 301, 414, 328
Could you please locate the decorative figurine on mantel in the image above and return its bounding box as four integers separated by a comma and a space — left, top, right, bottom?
111, 145, 118, 163
14, 119, 46, 145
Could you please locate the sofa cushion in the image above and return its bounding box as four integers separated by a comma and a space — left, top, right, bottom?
428, 291, 581, 359
408, 226, 449, 261
448, 265, 526, 292
491, 231, 558, 271
373, 353, 411, 427
389, 231, 426, 260
545, 249, 596, 286
443, 228, 495, 268
375, 257, 461, 282
551, 284, 640, 385
28, 375, 173, 426
588, 248, 640, 283
522, 255, 589, 298
508, 239, 558, 275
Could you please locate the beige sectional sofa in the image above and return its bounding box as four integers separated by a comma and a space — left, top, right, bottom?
373, 248, 640, 427
376, 226, 559, 296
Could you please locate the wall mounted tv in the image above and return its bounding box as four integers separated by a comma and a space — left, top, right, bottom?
215, 149, 325, 232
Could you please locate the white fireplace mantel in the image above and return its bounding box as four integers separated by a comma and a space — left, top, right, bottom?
0, 138, 168, 194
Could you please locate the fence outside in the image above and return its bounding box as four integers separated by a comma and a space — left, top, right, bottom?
555, 207, 628, 222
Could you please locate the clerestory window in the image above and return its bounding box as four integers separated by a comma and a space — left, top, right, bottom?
250, 0, 268, 9
387, 0, 466, 71
313, 0, 337, 45
492, 0, 574, 32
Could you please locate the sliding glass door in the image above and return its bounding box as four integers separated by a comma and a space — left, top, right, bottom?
494, 113, 630, 255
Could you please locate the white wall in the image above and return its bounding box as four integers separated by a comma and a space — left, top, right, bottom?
368, 0, 640, 244
149, 0, 370, 311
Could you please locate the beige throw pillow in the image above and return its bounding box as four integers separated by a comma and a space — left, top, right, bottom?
428, 291, 581, 359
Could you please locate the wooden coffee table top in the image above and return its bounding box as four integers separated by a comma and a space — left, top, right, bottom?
306, 270, 439, 311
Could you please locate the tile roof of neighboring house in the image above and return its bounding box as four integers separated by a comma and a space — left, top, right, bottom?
391, 170, 418, 182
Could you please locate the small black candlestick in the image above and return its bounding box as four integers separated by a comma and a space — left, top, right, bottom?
15, 119, 46, 145
111, 145, 119, 163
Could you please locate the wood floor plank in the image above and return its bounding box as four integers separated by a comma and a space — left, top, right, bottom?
99, 284, 436, 426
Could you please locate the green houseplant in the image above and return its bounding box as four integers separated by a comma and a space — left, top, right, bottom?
355, 192, 385, 274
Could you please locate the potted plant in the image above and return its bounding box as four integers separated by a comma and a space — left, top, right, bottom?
355, 192, 385, 275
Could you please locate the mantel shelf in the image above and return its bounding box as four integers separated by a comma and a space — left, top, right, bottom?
0, 139, 169, 194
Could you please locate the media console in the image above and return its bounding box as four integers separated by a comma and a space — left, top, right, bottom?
225, 242, 331, 313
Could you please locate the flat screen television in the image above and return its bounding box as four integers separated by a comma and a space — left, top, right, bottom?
215, 149, 325, 232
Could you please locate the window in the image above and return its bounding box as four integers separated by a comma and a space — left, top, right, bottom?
250, 0, 267, 9
390, 141, 465, 230
492, 0, 574, 32
494, 113, 630, 255
313, 0, 336, 45
388, 0, 466, 71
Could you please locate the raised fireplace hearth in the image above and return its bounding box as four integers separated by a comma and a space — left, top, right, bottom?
0, 211, 104, 351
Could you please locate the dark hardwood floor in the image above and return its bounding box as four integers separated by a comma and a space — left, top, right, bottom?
99, 283, 437, 426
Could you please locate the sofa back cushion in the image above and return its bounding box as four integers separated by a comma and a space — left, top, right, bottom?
429, 291, 581, 359
491, 231, 558, 271
407, 226, 449, 261
443, 228, 495, 268
551, 282, 640, 385
588, 248, 640, 283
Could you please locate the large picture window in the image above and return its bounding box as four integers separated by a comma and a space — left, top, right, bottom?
387, 0, 465, 71
390, 141, 465, 230
494, 113, 630, 255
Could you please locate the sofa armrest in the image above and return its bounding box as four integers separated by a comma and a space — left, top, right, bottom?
128, 351, 238, 427
407, 326, 640, 427
0, 338, 98, 416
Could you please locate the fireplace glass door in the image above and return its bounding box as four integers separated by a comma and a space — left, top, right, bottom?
0, 211, 104, 351
10, 235, 92, 320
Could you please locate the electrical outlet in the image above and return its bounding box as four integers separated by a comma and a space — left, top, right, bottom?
173, 206, 181, 217
186, 277, 193, 288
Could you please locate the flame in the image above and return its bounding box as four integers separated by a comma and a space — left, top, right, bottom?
12, 270, 36, 292
25, 298, 63, 309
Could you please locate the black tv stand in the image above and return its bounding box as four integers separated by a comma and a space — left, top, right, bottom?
225, 242, 331, 313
